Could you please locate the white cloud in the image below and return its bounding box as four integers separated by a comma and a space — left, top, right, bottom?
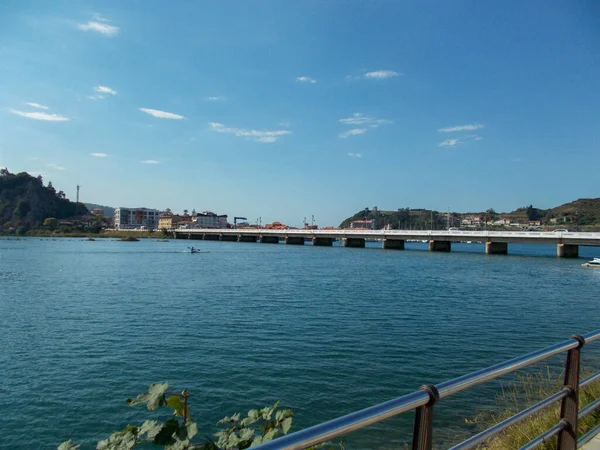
206, 96, 225, 101
209, 122, 291, 143
87, 95, 105, 100
47, 163, 66, 170
339, 128, 367, 139
77, 20, 119, 36
296, 76, 316, 84
339, 113, 390, 127
438, 124, 484, 133
438, 138, 461, 147
348, 152, 363, 158
90, 153, 108, 157
9, 109, 69, 121
139, 108, 185, 120
364, 70, 401, 80
141, 160, 160, 164
95, 85, 117, 95
26, 102, 49, 110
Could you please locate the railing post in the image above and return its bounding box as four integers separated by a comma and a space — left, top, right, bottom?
557, 335, 585, 450
412, 384, 440, 450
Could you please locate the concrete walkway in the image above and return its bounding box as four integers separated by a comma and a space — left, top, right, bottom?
582, 433, 600, 449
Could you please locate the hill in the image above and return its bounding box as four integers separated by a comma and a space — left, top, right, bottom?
0, 169, 87, 232
84, 203, 115, 217
339, 198, 600, 230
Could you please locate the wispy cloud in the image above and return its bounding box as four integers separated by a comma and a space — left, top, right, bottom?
95, 85, 117, 95
26, 102, 49, 110
347, 70, 401, 81
206, 96, 226, 101
141, 160, 160, 164
9, 109, 69, 121
348, 152, 363, 158
340, 113, 391, 127
338, 113, 390, 138
364, 70, 401, 80
209, 122, 291, 143
87, 95, 105, 100
90, 153, 108, 157
438, 138, 461, 147
438, 124, 484, 133
139, 108, 185, 120
296, 76, 316, 84
47, 163, 66, 170
77, 18, 119, 36
339, 128, 367, 139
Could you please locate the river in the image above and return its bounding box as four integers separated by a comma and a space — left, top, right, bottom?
1, 237, 600, 449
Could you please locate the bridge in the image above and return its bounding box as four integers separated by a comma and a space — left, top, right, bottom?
173, 228, 600, 257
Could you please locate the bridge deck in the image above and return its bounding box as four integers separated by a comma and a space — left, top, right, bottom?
174, 229, 600, 246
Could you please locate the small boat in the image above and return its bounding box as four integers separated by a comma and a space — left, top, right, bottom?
186, 247, 209, 254
582, 258, 600, 268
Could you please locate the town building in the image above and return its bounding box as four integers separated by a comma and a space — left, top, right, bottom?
90, 208, 105, 216
265, 221, 289, 230
350, 219, 376, 230
158, 214, 185, 230
192, 211, 228, 229
114, 207, 160, 230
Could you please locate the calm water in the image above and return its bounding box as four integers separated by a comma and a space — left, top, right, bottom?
2, 237, 600, 449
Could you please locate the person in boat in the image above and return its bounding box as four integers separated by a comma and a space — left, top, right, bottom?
191, 247, 196, 253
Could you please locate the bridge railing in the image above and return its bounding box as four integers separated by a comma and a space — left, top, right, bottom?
253, 330, 600, 450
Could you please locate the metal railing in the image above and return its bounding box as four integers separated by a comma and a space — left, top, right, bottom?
254, 330, 600, 450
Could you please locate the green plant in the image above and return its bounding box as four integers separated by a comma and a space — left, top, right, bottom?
59, 383, 294, 450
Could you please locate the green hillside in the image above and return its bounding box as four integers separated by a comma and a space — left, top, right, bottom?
340, 198, 600, 230
0, 169, 87, 233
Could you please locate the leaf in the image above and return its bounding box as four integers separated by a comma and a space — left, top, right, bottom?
154, 419, 180, 445
126, 382, 169, 411
138, 420, 163, 441
96, 429, 137, 450
58, 441, 80, 450
185, 419, 199, 440
281, 417, 293, 435
167, 395, 187, 417
239, 427, 254, 441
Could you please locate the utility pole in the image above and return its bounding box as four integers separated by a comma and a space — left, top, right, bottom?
76, 184, 81, 215
447, 207, 450, 230
311, 214, 315, 227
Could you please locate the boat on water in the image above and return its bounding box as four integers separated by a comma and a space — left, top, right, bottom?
186, 247, 209, 254
582, 258, 600, 268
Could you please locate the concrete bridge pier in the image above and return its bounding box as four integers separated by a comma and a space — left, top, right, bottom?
238, 235, 257, 243
382, 239, 405, 250
260, 235, 279, 244
312, 237, 333, 246
220, 234, 237, 242
187, 233, 203, 240
486, 242, 508, 255
429, 240, 451, 252
285, 236, 305, 245
203, 234, 220, 241
557, 244, 579, 258
343, 238, 365, 248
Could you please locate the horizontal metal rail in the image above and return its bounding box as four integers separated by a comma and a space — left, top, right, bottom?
448, 388, 570, 450
580, 370, 600, 389
519, 420, 567, 450
253, 330, 600, 450
579, 397, 600, 420
579, 423, 600, 447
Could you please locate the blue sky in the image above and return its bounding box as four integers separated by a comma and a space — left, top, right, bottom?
1, 1, 599, 227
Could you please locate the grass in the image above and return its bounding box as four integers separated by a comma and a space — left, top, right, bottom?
468, 368, 600, 449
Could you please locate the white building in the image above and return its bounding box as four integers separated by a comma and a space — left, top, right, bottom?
114, 207, 160, 230
192, 211, 228, 229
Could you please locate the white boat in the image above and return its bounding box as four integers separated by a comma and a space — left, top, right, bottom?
582, 258, 600, 268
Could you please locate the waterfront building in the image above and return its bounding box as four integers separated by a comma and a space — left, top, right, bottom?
114, 207, 160, 230
158, 214, 185, 230
350, 219, 376, 230
90, 208, 105, 216
192, 211, 228, 229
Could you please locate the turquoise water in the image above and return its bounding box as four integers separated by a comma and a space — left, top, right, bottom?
2, 237, 600, 449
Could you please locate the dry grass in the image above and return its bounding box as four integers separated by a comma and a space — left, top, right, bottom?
469, 368, 600, 449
